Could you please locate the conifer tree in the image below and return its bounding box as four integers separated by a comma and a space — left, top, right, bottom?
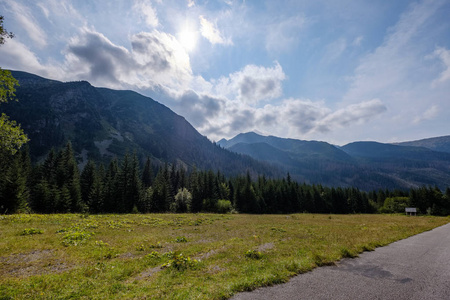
141, 156, 153, 188
61, 142, 82, 212
151, 166, 171, 212
189, 167, 202, 212
102, 158, 119, 212
0, 154, 29, 213
81, 160, 96, 207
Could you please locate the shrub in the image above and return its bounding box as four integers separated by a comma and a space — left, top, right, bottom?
172, 188, 192, 213
94, 240, 109, 247
145, 251, 161, 259
175, 236, 188, 243
245, 250, 262, 259
149, 242, 163, 248
136, 244, 146, 251
217, 199, 233, 214
162, 252, 198, 270
380, 197, 410, 213
61, 231, 93, 246
20, 228, 43, 235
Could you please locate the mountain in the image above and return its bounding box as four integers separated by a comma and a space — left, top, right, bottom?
219, 132, 450, 190
394, 136, 450, 153
1, 71, 274, 176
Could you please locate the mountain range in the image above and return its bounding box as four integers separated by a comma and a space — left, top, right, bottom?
218, 132, 450, 190
2, 71, 450, 190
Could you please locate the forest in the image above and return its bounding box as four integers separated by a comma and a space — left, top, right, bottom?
1, 141, 450, 216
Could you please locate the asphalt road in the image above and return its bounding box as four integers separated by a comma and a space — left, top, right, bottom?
231, 223, 450, 300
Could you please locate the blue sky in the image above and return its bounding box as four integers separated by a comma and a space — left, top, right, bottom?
1, 0, 449, 145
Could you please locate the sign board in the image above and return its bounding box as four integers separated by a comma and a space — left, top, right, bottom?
405, 207, 417, 215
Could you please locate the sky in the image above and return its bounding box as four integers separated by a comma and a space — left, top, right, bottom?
0, 0, 449, 145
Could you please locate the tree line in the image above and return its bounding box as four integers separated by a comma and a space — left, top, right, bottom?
1, 142, 450, 215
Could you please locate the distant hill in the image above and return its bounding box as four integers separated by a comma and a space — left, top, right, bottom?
394, 136, 450, 153
219, 132, 450, 190
1, 71, 274, 177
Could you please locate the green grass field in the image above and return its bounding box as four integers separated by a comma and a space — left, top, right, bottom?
0, 213, 448, 299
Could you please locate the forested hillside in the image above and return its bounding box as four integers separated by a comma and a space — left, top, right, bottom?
219, 132, 450, 191
0, 71, 274, 177
2, 143, 449, 215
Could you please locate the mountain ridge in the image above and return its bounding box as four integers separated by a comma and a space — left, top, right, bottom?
1, 71, 276, 177
218, 132, 450, 190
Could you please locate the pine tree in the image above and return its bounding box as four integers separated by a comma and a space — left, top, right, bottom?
189, 167, 202, 212
152, 167, 171, 212
81, 160, 96, 207
102, 158, 119, 212
141, 157, 153, 188
61, 142, 83, 212
0, 154, 29, 213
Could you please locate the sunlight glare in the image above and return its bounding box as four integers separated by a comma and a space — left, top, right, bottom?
178, 28, 198, 52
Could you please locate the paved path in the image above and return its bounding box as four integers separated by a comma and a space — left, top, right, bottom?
231, 223, 450, 300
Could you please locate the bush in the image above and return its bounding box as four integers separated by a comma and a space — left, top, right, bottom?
61, 231, 93, 246
161, 252, 198, 270
380, 197, 410, 213
20, 228, 43, 235
245, 249, 262, 259
217, 199, 233, 214
175, 236, 188, 243
172, 188, 192, 213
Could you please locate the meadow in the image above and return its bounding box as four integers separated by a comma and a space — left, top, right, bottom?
0, 213, 448, 299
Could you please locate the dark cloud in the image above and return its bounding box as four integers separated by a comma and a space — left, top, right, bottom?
68, 30, 132, 83
239, 77, 277, 103
174, 90, 224, 128
66, 28, 192, 90
258, 112, 277, 126
230, 109, 255, 131
131, 33, 171, 72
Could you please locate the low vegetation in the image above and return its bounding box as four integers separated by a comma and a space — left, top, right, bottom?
1, 213, 448, 299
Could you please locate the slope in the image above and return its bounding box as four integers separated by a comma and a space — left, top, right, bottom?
1, 71, 274, 176
394, 136, 450, 153
220, 132, 450, 190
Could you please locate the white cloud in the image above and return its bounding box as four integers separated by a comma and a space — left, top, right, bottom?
0, 39, 63, 79
352, 35, 363, 47
315, 99, 387, 133
133, 0, 159, 28
187, 0, 195, 8
323, 38, 347, 63
413, 105, 439, 124
432, 47, 450, 86
5, 0, 47, 48
199, 15, 231, 45
344, 0, 443, 104
265, 15, 306, 54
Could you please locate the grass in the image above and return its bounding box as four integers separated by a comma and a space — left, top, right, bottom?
0, 213, 448, 299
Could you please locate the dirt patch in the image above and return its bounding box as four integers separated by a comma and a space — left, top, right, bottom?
0, 250, 72, 277
257, 243, 274, 252
117, 252, 138, 259
196, 249, 217, 260
128, 266, 162, 283
206, 265, 226, 274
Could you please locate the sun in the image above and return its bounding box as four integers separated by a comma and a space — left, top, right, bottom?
178, 29, 198, 52
177, 19, 199, 52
